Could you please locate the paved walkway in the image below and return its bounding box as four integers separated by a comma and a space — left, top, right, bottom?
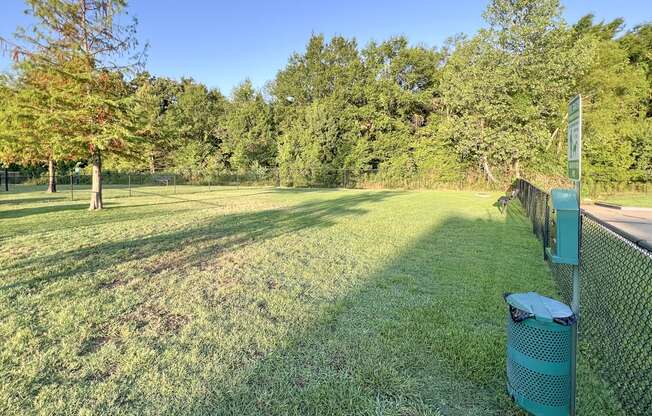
582, 204, 652, 251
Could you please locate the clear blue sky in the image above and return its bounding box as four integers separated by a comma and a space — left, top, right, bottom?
1, 1, 650, 95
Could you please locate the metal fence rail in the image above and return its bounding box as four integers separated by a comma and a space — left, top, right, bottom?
516, 178, 652, 415
0, 171, 280, 200
0, 168, 505, 198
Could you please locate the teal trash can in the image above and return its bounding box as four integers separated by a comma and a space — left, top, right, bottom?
504, 292, 576, 416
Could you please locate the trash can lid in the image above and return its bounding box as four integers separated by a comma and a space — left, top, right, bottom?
505, 292, 573, 323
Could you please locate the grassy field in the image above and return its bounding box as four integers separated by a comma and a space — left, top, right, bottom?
596, 192, 652, 208
0, 186, 618, 415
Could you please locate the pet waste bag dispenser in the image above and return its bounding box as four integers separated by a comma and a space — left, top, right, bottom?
545, 189, 579, 265
505, 292, 576, 416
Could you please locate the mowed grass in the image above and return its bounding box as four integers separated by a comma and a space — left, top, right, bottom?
596, 192, 652, 208
0, 186, 611, 415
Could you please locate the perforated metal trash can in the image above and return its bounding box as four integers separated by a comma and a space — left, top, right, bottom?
504, 292, 576, 416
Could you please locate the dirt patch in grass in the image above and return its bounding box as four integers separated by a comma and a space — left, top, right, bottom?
84, 363, 118, 383
294, 375, 307, 389
120, 304, 190, 334
329, 352, 348, 373
5, 245, 33, 258
97, 279, 127, 290
266, 278, 278, 290
256, 299, 278, 323
79, 336, 111, 356
142, 251, 189, 275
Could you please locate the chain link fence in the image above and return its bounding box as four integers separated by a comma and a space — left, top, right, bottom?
0, 170, 281, 200
0, 168, 505, 201
516, 178, 652, 415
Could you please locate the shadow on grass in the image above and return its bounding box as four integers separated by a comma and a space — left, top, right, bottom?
1, 191, 401, 294
0, 203, 100, 219
191, 210, 542, 415
0, 184, 273, 207
0, 186, 365, 220
4, 192, 603, 415
0, 195, 71, 206
118, 188, 277, 209
0, 206, 211, 245
1, 188, 289, 238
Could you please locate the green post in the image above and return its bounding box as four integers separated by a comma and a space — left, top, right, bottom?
128, 174, 132, 197
70, 174, 74, 201
569, 179, 581, 416
568, 94, 582, 416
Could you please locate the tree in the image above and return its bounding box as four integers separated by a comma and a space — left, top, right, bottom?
223, 80, 276, 171
573, 13, 624, 41
440, 35, 515, 182
272, 34, 448, 185
572, 24, 650, 182
106, 74, 183, 173
357, 38, 443, 176
0, 56, 82, 192
164, 79, 227, 179
272, 35, 365, 184
440, 0, 586, 182
619, 23, 652, 119
272, 35, 364, 108
277, 97, 358, 186
2, 0, 145, 209
0, 75, 19, 174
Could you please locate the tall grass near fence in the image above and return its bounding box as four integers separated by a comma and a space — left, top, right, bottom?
516, 178, 652, 416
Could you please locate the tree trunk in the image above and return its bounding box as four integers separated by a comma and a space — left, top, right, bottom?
89, 151, 103, 210
482, 156, 497, 183
47, 159, 57, 193
512, 159, 521, 179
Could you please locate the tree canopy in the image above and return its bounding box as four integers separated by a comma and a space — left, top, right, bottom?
1, 0, 651, 198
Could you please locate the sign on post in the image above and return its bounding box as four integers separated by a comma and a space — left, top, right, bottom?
567, 95, 581, 181
567, 94, 582, 416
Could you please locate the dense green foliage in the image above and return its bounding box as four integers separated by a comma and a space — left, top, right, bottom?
1, 0, 651, 192
0, 0, 145, 208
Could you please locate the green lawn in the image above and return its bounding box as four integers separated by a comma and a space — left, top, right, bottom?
596, 192, 652, 208
0, 187, 616, 415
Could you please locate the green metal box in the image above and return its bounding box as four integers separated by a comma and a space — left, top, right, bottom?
545, 188, 579, 265
505, 292, 576, 416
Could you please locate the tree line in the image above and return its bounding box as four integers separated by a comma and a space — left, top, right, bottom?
0, 0, 651, 209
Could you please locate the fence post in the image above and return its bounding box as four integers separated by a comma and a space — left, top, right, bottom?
543, 193, 549, 260
173, 174, 176, 194
3, 168, 8, 192
128, 174, 132, 197
70, 174, 74, 201
208, 175, 211, 192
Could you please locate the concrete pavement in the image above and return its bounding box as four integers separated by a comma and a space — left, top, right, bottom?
582, 204, 652, 251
